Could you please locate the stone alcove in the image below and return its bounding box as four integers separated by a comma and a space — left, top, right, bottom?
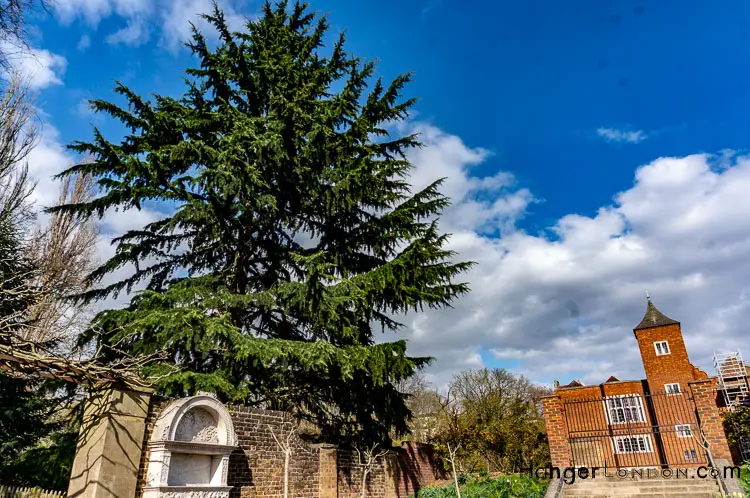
143, 393, 238, 498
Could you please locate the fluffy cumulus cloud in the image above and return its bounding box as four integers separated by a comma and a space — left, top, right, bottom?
24, 115, 750, 394
396, 131, 750, 391
52, 0, 250, 50
54, 0, 151, 27
0, 41, 66, 89
597, 127, 648, 144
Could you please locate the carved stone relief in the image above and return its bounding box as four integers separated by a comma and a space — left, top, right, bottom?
175, 408, 219, 443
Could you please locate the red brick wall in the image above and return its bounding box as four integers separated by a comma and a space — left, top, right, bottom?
689, 379, 733, 462
541, 395, 571, 468
547, 381, 708, 469
388, 442, 446, 497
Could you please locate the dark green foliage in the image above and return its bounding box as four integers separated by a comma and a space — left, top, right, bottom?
0, 373, 79, 490
0, 169, 78, 491
0, 373, 51, 473
50, 1, 472, 445
723, 405, 750, 450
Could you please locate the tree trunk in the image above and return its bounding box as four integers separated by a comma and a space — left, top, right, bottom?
284, 449, 290, 498
449, 451, 461, 498
360, 469, 368, 498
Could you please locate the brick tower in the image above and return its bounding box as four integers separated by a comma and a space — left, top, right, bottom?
633, 298, 704, 394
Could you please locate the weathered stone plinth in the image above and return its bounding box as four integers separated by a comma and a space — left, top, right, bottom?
67, 385, 152, 498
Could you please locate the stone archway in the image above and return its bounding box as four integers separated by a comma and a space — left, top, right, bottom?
144, 394, 238, 498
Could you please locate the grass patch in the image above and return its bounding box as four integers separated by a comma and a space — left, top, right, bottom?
739, 463, 750, 496
415, 474, 548, 498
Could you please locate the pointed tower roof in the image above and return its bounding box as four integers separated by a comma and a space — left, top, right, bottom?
634, 298, 679, 331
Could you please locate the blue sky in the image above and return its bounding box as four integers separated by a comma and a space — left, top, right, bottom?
33, 0, 750, 228
17, 0, 750, 389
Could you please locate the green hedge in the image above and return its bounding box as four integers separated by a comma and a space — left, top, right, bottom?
415, 474, 548, 498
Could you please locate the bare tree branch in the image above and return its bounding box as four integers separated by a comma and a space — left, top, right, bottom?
268, 423, 299, 498
0, 1, 51, 70
0, 71, 37, 230
446, 442, 462, 498
0, 322, 169, 389
24, 172, 98, 344
355, 442, 390, 498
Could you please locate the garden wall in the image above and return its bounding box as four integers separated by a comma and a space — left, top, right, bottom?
134, 397, 444, 498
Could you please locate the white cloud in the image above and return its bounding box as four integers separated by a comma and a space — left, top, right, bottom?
77, 34, 91, 51
25, 124, 73, 220
23, 88, 750, 397
76, 97, 93, 118
597, 127, 648, 144
158, 0, 247, 53
51, 0, 250, 53
106, 17, 149, 47
25, 121, 164, 309
54, 0, 151, 27
391, 130, 750, 391
0, 42, 67, 89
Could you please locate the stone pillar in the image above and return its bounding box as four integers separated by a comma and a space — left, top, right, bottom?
315, 443, 338, 498
542, 395, 571, 468
688, 379, 733, 463
67, 385, 152, 498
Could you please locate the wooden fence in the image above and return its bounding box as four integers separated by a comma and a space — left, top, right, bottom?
0, 486, 64, 498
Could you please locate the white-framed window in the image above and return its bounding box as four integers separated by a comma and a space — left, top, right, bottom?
612, 435, 653, 454
605, 395, 647, 424
684, 449, 698, 461
675, 424, 692, 438
665, 383, 681, 395
654, 341, 670, 356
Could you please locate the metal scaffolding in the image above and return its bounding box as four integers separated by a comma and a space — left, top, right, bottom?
713, 351, 750, 407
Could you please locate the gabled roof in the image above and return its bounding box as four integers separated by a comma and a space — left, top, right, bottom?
634, 298, 679, 331
559, 380, 584, 388
605, 376, 620, 383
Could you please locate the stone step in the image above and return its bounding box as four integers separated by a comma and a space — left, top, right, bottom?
559, 465, 729, 497
565, 487, 719, 496
568, 474, 720, 481
567, 494, 719, 498
565, 476, 720, 483
566, 482, 719, 489
565, 481, 721, 486
563, 478, 721, 497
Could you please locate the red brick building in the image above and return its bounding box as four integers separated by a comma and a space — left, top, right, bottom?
542, 298, 739, 469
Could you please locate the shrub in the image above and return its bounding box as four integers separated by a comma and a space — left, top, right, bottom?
415, 474, 548, 498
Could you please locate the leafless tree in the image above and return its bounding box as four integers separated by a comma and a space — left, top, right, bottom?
0, 1, 51, 69
0, 71, 99, 345
0, 71, 37, 229
446, 442, 462, 498
24, 173, 98, 344
0, 280, 164, 389
268, 424, 298, 498
397, 373, 442, 441
355, 443, 390, 498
